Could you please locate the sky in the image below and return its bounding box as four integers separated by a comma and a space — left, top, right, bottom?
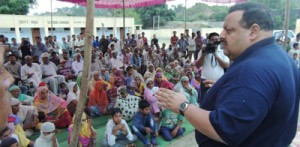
28, 0, 203, 15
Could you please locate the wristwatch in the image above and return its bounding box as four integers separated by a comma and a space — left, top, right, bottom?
179, 102, 189, 116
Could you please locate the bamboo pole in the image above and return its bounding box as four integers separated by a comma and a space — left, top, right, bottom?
283, 0, 291, 49
123, 0, 125, 47
69, 0, 94, 146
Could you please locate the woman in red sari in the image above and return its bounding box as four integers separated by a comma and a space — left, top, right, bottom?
154, 72, 174, 90
34, 86, 72, 128
88, 81, 109, 117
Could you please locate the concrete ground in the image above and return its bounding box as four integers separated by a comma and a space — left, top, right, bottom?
167, 132, 197, 147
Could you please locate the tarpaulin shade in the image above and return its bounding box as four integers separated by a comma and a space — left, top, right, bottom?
201, 0, 247, 3
58, 0, 170, 8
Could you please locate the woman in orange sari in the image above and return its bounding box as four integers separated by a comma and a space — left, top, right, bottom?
88, 81, 109, 117
34, 86, 72, 128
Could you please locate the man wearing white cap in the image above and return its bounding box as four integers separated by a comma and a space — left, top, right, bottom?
40, 52, 66, 95
20, 55, 42, 90
10, 98, 38, 137
34, 122, 58, 147
72, 53, 84, 76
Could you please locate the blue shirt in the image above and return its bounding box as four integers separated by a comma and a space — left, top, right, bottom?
196, 38, 300, 147
93, 41, 100, 48
132, 111, 156, 132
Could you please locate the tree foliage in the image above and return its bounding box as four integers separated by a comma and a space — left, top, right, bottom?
36, 6, 142, 25
0, 0, 36, 15
32, 0, 299, 29
136, 4, 175, 28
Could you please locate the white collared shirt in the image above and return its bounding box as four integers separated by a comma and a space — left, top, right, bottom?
40, 61, 57, 76
20, 63, 42, 81
72, 60, 84, 76
197, 47, 230, 81
105, 119, 134, 146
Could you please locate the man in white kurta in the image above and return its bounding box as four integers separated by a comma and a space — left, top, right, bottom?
72, 53, 84, 76
40, 53, 65, 95
20, 56, 42, 90
110, 51, 124, 69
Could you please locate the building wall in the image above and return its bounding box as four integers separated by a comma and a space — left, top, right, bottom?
296, 19, 300, 34
0, 15, 135, 43
0, 28, 16, 41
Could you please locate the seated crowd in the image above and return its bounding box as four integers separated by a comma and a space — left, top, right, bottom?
3, 26, 300, 146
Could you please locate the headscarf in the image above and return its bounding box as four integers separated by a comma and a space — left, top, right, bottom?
133, 73, 145, 96
145, 78, 153, 86
9, 85, 20, 92
143, 64, 155, 81
88, 71, 100, 91
88, 71, 111, 92
147, 64, 154, 72
186, 71, 200, 90
34, 86, 67, 114
154, 72, 174, 90
174, 76, 190, 93
117, 86, 127, 98
145, 78, 159, 94
110, 69, 125, 86
163, 65, 173, 80
88, 81, 108, 108
152, 68, 168, 81
71, 113, 91, 138
67, 82, 80, 105
39, 81, 47, 87
174, 76, 198, 105
41, 52, 49, 58
35, 122, 58, 147
0, 137, 18, 147
10, 98, 20, 106
134, 73, 145, 83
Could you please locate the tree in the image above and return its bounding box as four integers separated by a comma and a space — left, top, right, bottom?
0, 0, 36, 15
35, 6, 142, 25
136, 4, 175, 28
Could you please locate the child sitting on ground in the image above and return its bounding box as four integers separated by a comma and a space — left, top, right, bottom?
102, 108, 136, 147
159, 108, 185, 141
131, 100, 159, 147
34, 122, 58, 147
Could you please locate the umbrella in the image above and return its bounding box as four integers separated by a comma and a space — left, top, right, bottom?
58, 0, 172, 42
200, 0, 247, 3
59, 0, 170, 8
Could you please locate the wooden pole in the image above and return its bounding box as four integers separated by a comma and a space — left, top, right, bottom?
123, 0, 125, 48
283, 0, 291, 49
184, 0, 187, 30
69, 0, 94, 146
50, 0, 53, 36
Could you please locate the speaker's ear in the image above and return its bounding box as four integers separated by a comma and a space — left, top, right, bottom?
249, 23, 260, 41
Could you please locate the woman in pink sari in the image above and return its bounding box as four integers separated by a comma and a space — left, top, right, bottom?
144, 78, 160, 116
34, 86, 72, 128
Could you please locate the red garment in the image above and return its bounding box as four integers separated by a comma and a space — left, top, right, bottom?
50, 111, 72, 128
39, 82, 47, 87
171, 36, 179, 47
142, 37, 148, 44
155, 80, 174, 90
88, 81, 108, 109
